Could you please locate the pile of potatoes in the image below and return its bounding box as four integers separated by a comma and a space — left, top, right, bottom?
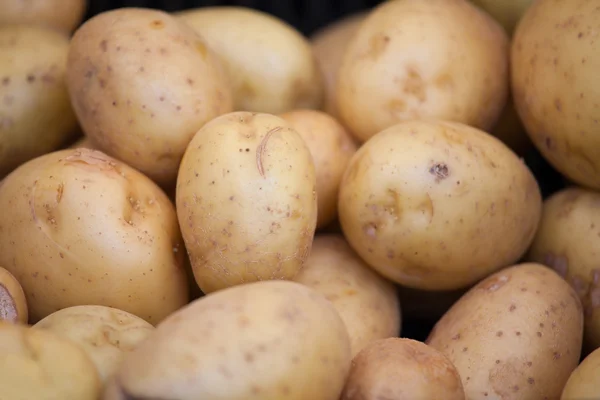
1, 0, 600, 398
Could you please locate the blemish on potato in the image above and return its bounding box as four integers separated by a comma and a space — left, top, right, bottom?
195, 40, 207, 58
26, 74, 35, 83
429, 163, 449, 182
99, 40, 108, 52
479, 274, 509, 292
0, 284, 17, 321
403, 68, 427, 102
150, 20, 165, 29
1, 77, 9, 86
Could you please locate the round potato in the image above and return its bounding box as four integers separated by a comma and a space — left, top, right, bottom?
561, 346, 600, 400
0, 148, 189, 324
0, 266, 27, 324
66, 7, 233, 187
427, 263, 584, 400
177, 7, 323, 114
0, 321, 100, 400
293, 235, 400, 357
338, 120, 542, 291
34, 305, 155, 383
0, 0, 86, 33
336, 0, 509, 142
278, 110, 357, 229
108, 280, 351, 400
469, 0, 534, 35
512, 0, 600, 190
0, 24, 78, 178
177, 112, 317, 294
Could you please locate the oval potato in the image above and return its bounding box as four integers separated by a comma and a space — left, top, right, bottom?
561, 346, 600, 400
0, 266, 28, 324
0, 0, 86, 33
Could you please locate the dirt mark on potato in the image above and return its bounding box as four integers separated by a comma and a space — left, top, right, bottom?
429, 163, 449, 182
256, 127, 281, 178
0, 284, 17, 322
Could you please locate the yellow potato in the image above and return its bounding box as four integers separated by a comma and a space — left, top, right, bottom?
0, 148, 189, 324
177, 7, 323, 114
0, 266, 27, 324
279, 110, 357, 229
469, 0, 534, 35
338, 120, 542, 291
108, 280, 351, 400
0, 0, 87, 33
293, 235, 400, 357
561, 346, 600, 400
66, 7, 233, 187
427, 263, 584, 400
176, 112, 317, 294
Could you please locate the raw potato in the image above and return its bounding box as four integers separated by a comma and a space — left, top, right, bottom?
469, 0, 534, 35
108, 280, 352, 400
0, 266, 27, 324
279, 110, 357, 229
512, 0, 600, 190
0, 148, 189, 324
561, 347, 600, 400
336, 0, 509, 142
177, 7, 323, 114
340, 338, 465, 400
338, 120, 542, 291
0, 0, 87, 33
0, 321, 100, 400
293, 235, 400, 357
427, 263, 584, 400
0, 24, 78, 178
67, 7, 233, 187
176, 112, 317, 294
34, 305, 155, 383
527, 187, 600, 352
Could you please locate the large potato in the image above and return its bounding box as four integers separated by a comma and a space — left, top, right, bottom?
338, 120, 541, 291
336, 0, 509, 142
0, 266, 27, 324
0, 0, 86, 33
0, 24, 78, 178
177, 112, 317, 294
512, 0, 600, 190
67, 8, 233, 187
177, 7, 323, 114
427, 263, 584, 400
293, 235, 400, 357
107, 280, 351, 400
0, 148, 189, 323
561, 346, 600, 400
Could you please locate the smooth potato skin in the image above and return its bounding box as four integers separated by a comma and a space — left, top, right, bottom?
0, 266, 28, 324
0, 149, 189, 324
338, 120, 541, 291
177, 112, 317, 294
427, 263, 584, 400
561, 347, 600, 400
512, 0, 600, 190
108, 281, 352, 400
0, 0, 86, 33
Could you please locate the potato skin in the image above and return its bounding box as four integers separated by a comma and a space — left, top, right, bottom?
0, 266, 28, 324
0, 0, 86, 33
561, 347, 600, 400
66, 8, 233, 187
338, 120, 541, 291
177, 112, 317, 294
293, 235, 400, 357
512, 0, 600, 190
0, 148, 189, 324
427, 263, 584, 400
108, 280, 352, 400
336, 0, 509, 142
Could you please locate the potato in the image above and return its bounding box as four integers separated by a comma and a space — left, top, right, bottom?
512, 0, 600, 190
176, 112, 317, 294
66, 8, 233, 187
527, 187, 600, 353
177, 7, 323, 114
278, 110, 357, 229
34, 305, 154, 383
0, 148, 189, 324
338, 119, 541, 291
108, 280, 351, 400
427, 263, 584, 400
293, 235, 400, 357
469, 0, 534, 35
0, 321, 100, 399
0, 266, 27, 324
336, 0, 509, 142
0, 24, 78, 178
0, 0, 86, 33
561, 346, 600, 400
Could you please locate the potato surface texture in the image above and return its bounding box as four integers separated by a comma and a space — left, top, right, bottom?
561, 347, 600, 400
0, 0, 87, 33
177, 112, 317, 294
0, 266, 27, 324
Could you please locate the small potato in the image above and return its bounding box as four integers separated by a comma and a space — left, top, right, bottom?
337, 0, 509, 142
0, 321, 100, 400
0, 0, 87, 33
0, 24, 78, 178
177, 7, 323, 114
0, 266, 27, 324
67, 7, 233, 187
0, 148, 189, 324
427, 263, 584, 400
561, 347, 600, 400
108, 280, 352, 400
338, 120, 541, 291
177, 112, 317, 294
294, 235, 400, 357
279, 110, 357, 229
34, 305, 155, 383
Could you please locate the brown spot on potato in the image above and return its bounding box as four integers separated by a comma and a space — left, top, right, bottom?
509, 304, 516, 312
429, 163, 449, 181
100, 40, 108, 52
479, 274, 509, 292
496, 331, 503, 337
554, 99, 563, 112
435, 74, 454, 90
26, 74, 35, 83
1, 77, 9, 86
528, 377, 535, 385
403, 68, 427, 102
150, 20, 164, 29
366, 33, 390, 59
0, 284, 17, 322
388, 99, 407, 115
195, 41, 207, 58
